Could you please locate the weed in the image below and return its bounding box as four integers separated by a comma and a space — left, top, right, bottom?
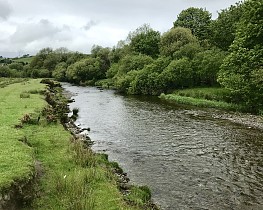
20, 92, 30, 98
125, 185, 152, 207
72, 108, 79, 116
71, 139, 97, 167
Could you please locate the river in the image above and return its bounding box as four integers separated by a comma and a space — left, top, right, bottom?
63, 83, 263, 210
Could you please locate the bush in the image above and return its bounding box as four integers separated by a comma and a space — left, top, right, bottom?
20, 92, 30, 98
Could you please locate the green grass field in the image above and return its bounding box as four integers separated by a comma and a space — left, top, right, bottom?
12, 56, 34, 64
0, 79, 45, 190
0, 78, 153, 209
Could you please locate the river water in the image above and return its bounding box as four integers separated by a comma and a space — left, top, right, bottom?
63, 84, 263, 210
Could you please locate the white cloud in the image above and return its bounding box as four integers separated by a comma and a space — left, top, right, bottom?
0, 1, 12, 20
83, 20, 99, 31
10, 19, 61, 43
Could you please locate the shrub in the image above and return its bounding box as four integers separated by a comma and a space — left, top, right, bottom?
20, 92, 30, 98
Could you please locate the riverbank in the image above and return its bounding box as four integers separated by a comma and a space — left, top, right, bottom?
159, 88, 263, 131
159, 87, 244, 112
0, 78, 157, 209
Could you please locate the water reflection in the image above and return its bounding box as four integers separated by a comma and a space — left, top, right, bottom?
63, 84, 263, 210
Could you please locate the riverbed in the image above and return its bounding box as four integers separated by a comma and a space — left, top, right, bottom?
63, 83, 263, 210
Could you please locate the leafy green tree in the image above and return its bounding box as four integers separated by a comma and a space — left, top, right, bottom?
0, 66, 10, 77
8, 62, 24, 71
66, 52, 85, 65
192, 48, 227, 86
130, 70, 162, 95
66, 57, 104, 84
173, 7, 212, 40
109, 40, 131, 64
38, 68, 50, 78
30, 47, 53, 69
115, 70, 139, 93
110, 54, 153, 92
218, 0, 263, 113
160, 27, 198, 58
22, 65, 32, 77
43, 53, 59, 72
52, 62, 68, 81
210, 3, 244, 50
109, 54, 153, 78
129, 57, 171, 95
91, 45, 111, 74
127, 24, 161, 58
54, 47, 70, 62
161, 57, 193, 90
173, 42, 202, 60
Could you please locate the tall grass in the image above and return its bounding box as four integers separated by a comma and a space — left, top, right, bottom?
160, 92, 242, 111
0, 77, 29, 88
174, 87, 232, 102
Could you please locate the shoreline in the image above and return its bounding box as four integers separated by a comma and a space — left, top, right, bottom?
61, 83, 159, 209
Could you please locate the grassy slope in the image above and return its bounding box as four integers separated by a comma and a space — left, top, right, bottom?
0, 78, 152, 210
12, 56, 34, 64
160, 87, 242, 111
0, 79, 45, 189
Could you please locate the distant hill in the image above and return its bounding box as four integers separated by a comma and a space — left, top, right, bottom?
12, 56, 34, 64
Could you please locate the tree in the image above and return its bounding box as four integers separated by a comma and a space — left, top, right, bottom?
173, 42, 202, 60
109, 40, 131, 63
218, 0, 263, 113
66, 57, 104, 84
173, 7, 212, 41
159, 27, 198, 58
9, 62, 24, 71
161, 57, 193, 89
43, 53, 59, 72
129, 57, 171, 95
52, 62, 68, 81
109, 54, 153, 77
66, 52, 85, 65
108, 54, 153, 91
127, 24, 161, 58
0, 66, 10, 77
210, 2, 244, 50
30, 47, 53, 69
54, 47, 70, 62
91, 45, 111, 74
192, 48, 227, 86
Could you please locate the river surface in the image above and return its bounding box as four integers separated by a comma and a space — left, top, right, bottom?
63, 84, 263, 210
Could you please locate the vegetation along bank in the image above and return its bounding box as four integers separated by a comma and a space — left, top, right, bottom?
0, 78, 157, 210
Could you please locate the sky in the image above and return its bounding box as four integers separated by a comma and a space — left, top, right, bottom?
0, 0, 239, 57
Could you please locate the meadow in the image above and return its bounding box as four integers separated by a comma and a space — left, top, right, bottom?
0, 78, 153, 209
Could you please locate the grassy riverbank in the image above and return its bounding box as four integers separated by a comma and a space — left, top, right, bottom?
160, 87, 243, 111
0, 78, 154, 209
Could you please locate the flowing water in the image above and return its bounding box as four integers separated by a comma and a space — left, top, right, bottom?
63, 84, 263, 210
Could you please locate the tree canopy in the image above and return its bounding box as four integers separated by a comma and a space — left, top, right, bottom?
173, 7, 212, 41
218, 0, 263, 113
127, 24, 161, 58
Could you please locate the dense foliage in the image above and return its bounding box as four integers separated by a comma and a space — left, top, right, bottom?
218, 0, 263, 113
1, 0, 262, 113
173, 7, 212, 41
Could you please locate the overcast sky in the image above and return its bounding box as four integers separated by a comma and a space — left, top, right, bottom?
0, 0, 239, 57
